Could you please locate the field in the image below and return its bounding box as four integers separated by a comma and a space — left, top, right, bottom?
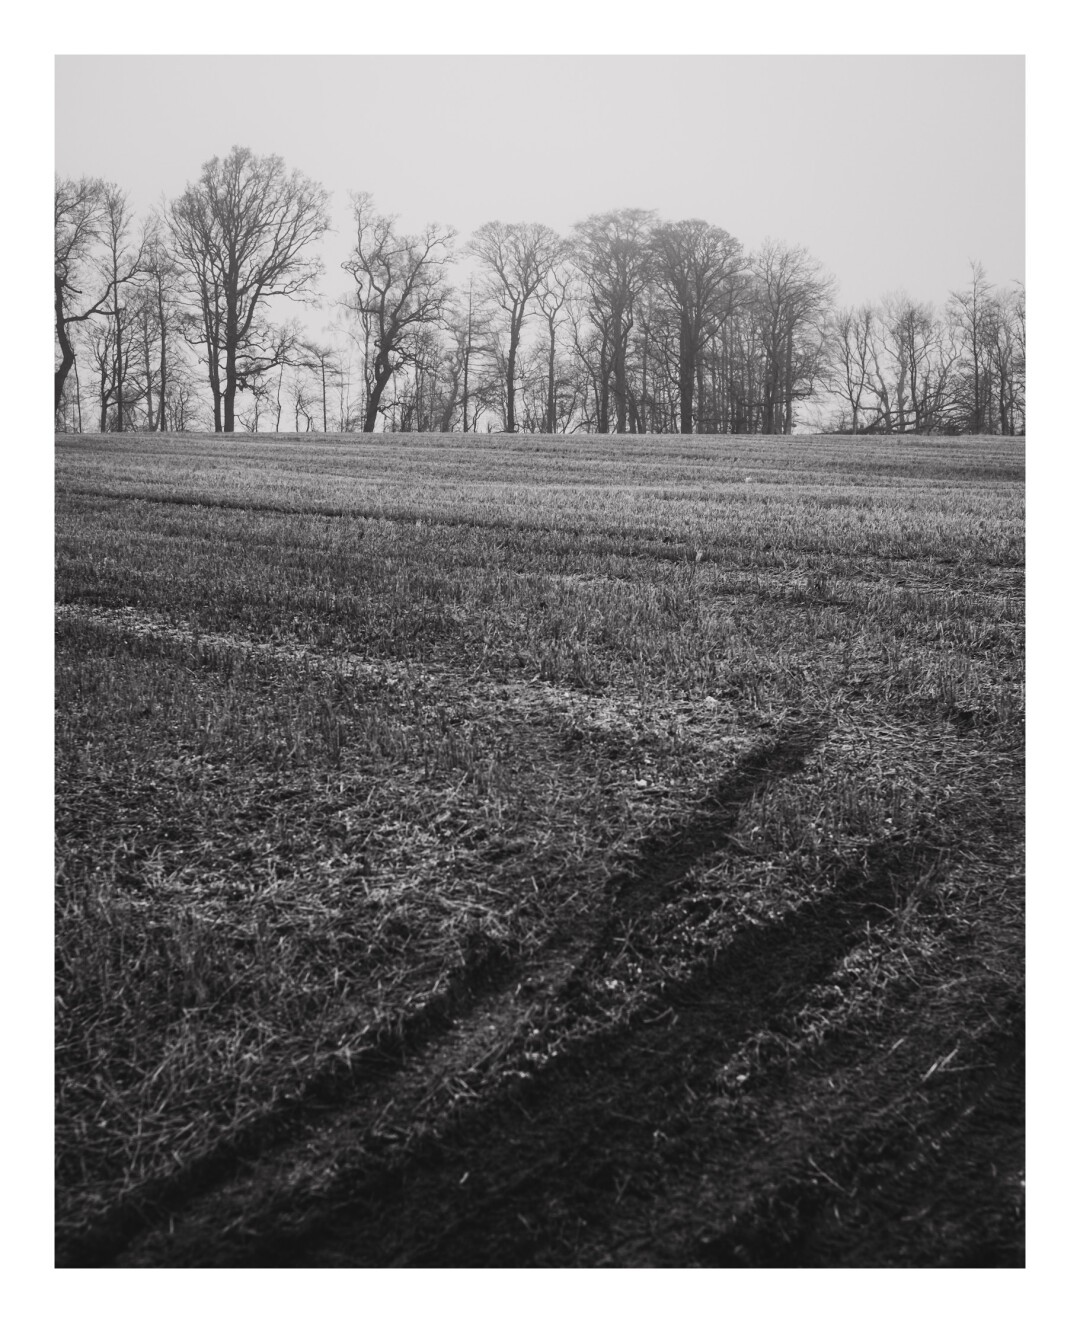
55, 429, 1024, 1268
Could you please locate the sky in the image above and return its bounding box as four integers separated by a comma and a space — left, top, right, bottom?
54, 54, 1025, 322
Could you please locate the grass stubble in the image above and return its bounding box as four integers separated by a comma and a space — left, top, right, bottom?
54, 431, 1024, 1267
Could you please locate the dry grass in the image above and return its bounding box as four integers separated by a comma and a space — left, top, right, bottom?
55, 430, 1024, 1265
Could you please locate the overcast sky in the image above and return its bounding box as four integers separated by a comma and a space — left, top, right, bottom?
55, 54, 1024, 319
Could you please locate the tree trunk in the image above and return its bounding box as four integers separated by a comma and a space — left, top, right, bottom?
678, 313, 694, 435
546, 318, 557, 434
783, 332, 795, 434
157, 286, 168, 432
612, 317, 629, 433
223, 374, 237, 433
364, 355, 393, 432
73, 355, 83, 432
597, 350, 610, 434
628, 391, 644, 435
222, 303, 239, 432
640, 324, 650, 434
505, 309, 522, 432
698, 354, 708, 434
55, 275, 76, 416
972, 353, 982, 433
461, 284, 473, 433
99, 355, 109, 431
158, 343, 167, 433
114, 297, 125, 432
144, 324, 156, 431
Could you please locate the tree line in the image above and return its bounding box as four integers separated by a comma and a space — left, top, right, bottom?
55, 146, 1025, 437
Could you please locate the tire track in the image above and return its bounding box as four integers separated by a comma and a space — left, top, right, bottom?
81, 718, 829, 1267
248, 836, 938, 1267
114, 806, 950, 1268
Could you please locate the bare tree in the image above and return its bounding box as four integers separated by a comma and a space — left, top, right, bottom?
752, 239, 835, 434
298, 341, 345, 432
444, 288, 502, 433
175, 359, 205, 430
455, 282, 479, 432
291, 371, 317, 432
343, 193, 456, 433
55, 176, 110, 419
93, 185, 149, 431
85, 317, 117, 432
137, 222, 184, 431
650, 218, 744, 433
572, 209, 655, 433
130, 284, 161, 431
566, 294, 609, 434
987, 284, 1025, 435
947, 261, 996, 434
469, 221, 565, 432
827, 305, 876, 432
535, 260, 575, 433
167, 146, 330, 432
235, 374, 277, 433
827, 297, 962, 435
887, 295, 960, 433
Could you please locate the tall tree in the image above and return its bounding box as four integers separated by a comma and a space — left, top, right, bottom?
886, 295, 958, 434
343, 193, 456, 433
96, 184, 148, 431
650, 218, 744, 433
947, 261, 995, 434
55, 176, 108, 419
445, 288, 501, 433
535, 260, 574, 434
827, 305, 877, 433
572, 209, 655, 433
987, 284, 1025, 435
167, 146, 330, 433
753, 240, 835, 434
469, 221, 565, 433
829, 299, 958, 435
86, 317, 118, 433
128, 219, 186, 433
456, 282, 478, 432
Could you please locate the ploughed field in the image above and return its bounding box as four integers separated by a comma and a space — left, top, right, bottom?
55, 430, 1024, 1267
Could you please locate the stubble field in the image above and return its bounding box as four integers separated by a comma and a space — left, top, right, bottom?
55, 429, 1024, 1267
